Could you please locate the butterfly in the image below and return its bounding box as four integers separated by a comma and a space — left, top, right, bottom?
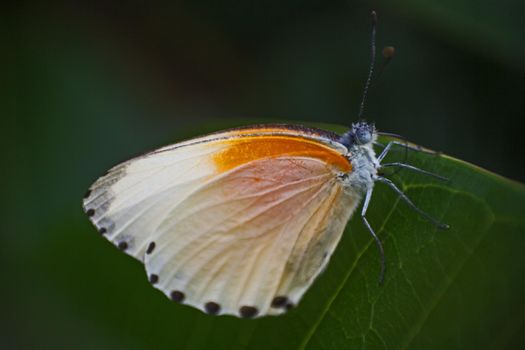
82, 11, 449, 318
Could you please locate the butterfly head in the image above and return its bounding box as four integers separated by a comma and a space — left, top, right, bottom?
339, 121, 376, 149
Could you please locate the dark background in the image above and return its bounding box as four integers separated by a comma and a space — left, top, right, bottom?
5, 0, 525, 348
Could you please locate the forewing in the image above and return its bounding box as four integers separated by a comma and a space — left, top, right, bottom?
82, 125, 357, 318
82, 125, 349, 261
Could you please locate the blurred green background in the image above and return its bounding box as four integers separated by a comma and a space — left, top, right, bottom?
5, 0, 525, 349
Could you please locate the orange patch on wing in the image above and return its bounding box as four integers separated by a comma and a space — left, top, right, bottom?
212, 136, 351, 173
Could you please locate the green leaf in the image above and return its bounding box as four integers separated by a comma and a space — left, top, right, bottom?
32, 122, 525, 350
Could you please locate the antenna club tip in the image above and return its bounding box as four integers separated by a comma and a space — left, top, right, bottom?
371, 10, 378, 23
382, 46, 396, 59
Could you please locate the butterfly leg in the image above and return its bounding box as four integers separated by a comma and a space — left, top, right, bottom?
377, 141, 394, 162
380, 162, 449, 181
376, 177, 449, 229
361, 186, 386, 285
377, 140, 440, 163
391, 141, 440, 155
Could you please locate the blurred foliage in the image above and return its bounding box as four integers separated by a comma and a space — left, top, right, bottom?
5, 0, 525, 349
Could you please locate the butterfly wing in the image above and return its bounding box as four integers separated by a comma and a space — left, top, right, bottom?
82, 136, 229, 260
83, 125, 360, 317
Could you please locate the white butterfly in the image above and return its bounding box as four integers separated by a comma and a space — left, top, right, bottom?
82, 123, 447, 318
82, 10, 448, 318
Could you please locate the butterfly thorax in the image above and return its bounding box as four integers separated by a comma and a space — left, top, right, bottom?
340, 143, 377, 192
338, 122, 378, 193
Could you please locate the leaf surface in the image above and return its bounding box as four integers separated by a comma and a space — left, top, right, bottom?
36, 122, 525, 350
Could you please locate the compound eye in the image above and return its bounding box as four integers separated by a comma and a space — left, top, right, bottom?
356, 129, 372, 144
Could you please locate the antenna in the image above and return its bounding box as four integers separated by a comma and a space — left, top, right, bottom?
357, 10, 378, 120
